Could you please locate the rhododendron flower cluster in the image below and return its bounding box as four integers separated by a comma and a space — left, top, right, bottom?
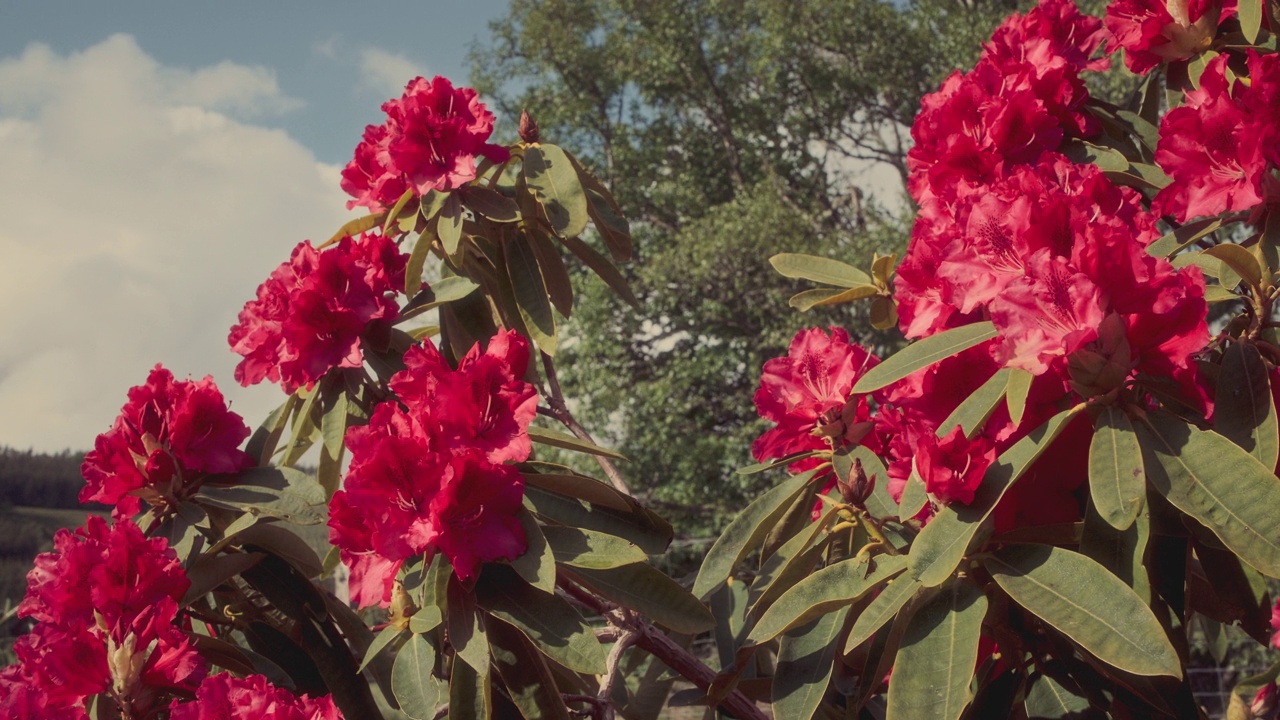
342, 76, 510, 212
1105, 0, 1234, 74
1155, 52, 1280, 222
329, 330, 538, 607
229, 231, 411, 393
81, 365, 253, 518
170, 673, 341, 720
0, 517, 205, 718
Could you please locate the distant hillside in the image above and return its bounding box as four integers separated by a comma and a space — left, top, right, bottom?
0, 446, 90, 509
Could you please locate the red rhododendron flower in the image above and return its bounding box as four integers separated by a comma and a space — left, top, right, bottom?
229, 232, 410, 394
752, 327, 880, 470
0, 662, 89, 720
170, 673, 341, 720
80, 365, 252, 517
915, 426, 998, 505
1271, 596, 1280, 648
330, 331, 537, 606
342, 76, 510, 212
1106, 0, 1234, 74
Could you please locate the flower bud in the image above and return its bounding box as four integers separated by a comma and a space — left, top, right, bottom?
1252, 681, 1278, 719
519, 109, 540, 144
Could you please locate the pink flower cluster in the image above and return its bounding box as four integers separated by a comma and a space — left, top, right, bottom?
0, 517, 205, 718
329, 330, 539, 607
342, 76, 510, 212
1154, 52, 1280, 222
229, 232, 410, 394
171, 673, 340, 720
1105, 0, 1234, 74
81, 365, 253, 518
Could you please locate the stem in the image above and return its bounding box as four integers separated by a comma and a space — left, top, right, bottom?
596, 628, 637, 720
559, 578, 767, 720
539, 352, 632, 495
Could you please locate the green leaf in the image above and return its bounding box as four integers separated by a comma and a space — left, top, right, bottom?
542, 525, 647, 569
886, 577, 988, 720
1089, 407, 1145, 531
523, 484, 672, 555
245, 393, 299, 467
1243, 0, 1265, 43
1217, 343, 1279, 471
1006, 368, 1033, 428
523, 144, 589, 238
749, 555, 906, 644
438, 192, 464, 257
789, 285, 881, 311
419, 189, 449, 221
986, 544, 1181, 677
447, 574, 489, 675
846, 574, 921, 652
448, 655, 490, 720
399, 274, 483, 323
853, 322, 998, 394
585, 186, 632, 261
1205, 243, 1263, 287
224, 522, 323, 579
1205, 285, 1241, 303
381, 188, 416, 236
509, 508, 555, 593
525, 228, 575, 318
404, 230, 433, 297
898, 467, 929, 522
1136, 413, 1280, 577
486, 617, 572, 720
280, 383, 321, 466
359, 625, 405, 674
326, 210, 386, 248
692, 469, 818, 598
391, 633, 443, 720
1023, 672, 1092, 719
746, 507, 837, 620
320, 389, 348, 458
181, 551, 264, 605
832, 445, 897, 519
527, 425, 625, 460
1147, 215, 1228, 259
908, 405, 1086, 586
475, 565, 606, 674
772, 607, 850, 720
1069, 141, 1131, 173
938, 368, 1009, 440
195, 467, 327, 525
738, 450, 821, 475
557, 234, 639, 308
506, 236, 557, 356
462, 185, 520, 222
769, 253, 872, 287
1080, 495, 1151, 603
568, 563, 716, 634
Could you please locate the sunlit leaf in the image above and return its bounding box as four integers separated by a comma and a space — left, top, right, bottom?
542, 525, 647, 569
510, 508, 555, 593
1023, 672, 1093, 719
937, 368, 1008, 440
1005, 368, 1033, 428
1089, 407, 1145, 531
772, 607, 850, 720
506, 236, 557, 355
527, 425, 625, 460
769, 253, 872, 287
568, 564, 715, 634
885, 577, 987, 720
523, 144, 589, 238
853, 322, 998, 394
749, 555, 906, 644
846, 573, 921, 652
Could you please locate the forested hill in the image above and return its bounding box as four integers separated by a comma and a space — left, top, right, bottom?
0, 446, 90, 509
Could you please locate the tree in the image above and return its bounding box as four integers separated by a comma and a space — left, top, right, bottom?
471, 0, 1017, 530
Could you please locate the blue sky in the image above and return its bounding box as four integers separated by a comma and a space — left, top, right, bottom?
0, 2, 515, 451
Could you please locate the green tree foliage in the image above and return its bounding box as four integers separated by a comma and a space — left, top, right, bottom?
472, 0, 1016, 529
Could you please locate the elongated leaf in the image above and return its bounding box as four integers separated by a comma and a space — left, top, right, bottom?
523, 144, 589, 238
1024, 672, 1092, 719
392, 633, 442, 720
746, 508, 836, 619
853, 322, 998, 394
832, 445, 897, 518
404, 230, 433, 296
846, 574, 921, 652
987, 544, 1181, 677
1217, 343, 1279, 470
898, 468, 928, 522
195, 467, 327, 525
399, 275, 483, 323
523, 485, 671, 555
181, 551, 264, 605
320, 389, 348, 458
938, 368, 1009, 439
326, 211, 387, 248
908, 405, 1085, 586
359, 626, 404, 674
772, 607, 850, 720
510, 509, 555, 593
475, 566, 606, 674
1089, 407, 1145, 531
1205, 243, 1262, 287
542, 525, 647, 569
1006, 368, 1033, 428
1081, 495, 1152, 603
226, 522, 323, 579
462, 185, 519, 222
506, 237, 557, 355
448, 574, 489, 675
437, 193, 464, 257
770, 253, 872, 287
568, 564, 715, 634
789, 285, 880, 311
487, 617, 572, 720
522, 469, 635, 512
525, 228, 574, 318
750, 555, 906, 644
738, 450, 821, 475
693, 469, 818, 598
246, 393, 299, 467
1243, 0, 1265, 46
886, 577, 988, 720
557, 233, 639, 307
1147, 215, 1227, 259
1137, 413, 1280, 577
527, 425, 625, 460
585, 187, 632, 261
448, 655, 489, 720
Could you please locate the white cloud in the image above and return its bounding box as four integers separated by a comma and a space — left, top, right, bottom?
0, 34, 356, 452
358, 48, 427, 97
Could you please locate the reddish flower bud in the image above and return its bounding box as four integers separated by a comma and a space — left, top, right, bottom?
519, 109, 540, 144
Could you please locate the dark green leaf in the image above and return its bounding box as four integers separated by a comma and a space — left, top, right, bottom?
1137, 412, 1280, 577
772, 607, 850, 720
846, 573, 921, 652
527, 425, 625, 460
769, 252, 872, 287
1080, 495, 1151, 603
568, 564, 715, 634
448, 655, 490, 720
399, 274, 483, 323
462, 185, 520, 222
886, 577, 988, 720
475, 565, 607, 674
246, 393, 299, 467
195, 467, 327, 525
181, 551, 264, 605
938, 368, 1008, 440
510, 508, 555, 592
404, 230, 433, 297
226, 522, 323, 579
448, 573, 489, 675
523, 484, 671, 555
506, 235, 557, 356
487, 617, 572, 720
558, 233, 639, 307
1023, 672, 1093, 719
525, 228, 574, 319
908, 405, 1086, 586
853, 322, 998, 394
1089, 407, 1145, 531
693, 469, 818, 598
320, 389, 348, 459
391, 633, 442, 720
1217, 343, 1279, 470
542, 525, 647, 569
585, 187, 632, 261
747, 506, 837, 620
749, 555, 906, 644
986, 544, 1181, 677
359, 626, 404, 674
523, 144, 589, 238
898, 469, 928, 522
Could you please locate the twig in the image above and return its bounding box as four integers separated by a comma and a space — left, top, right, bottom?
539, 352, 632, 495
596, 627, 637, 720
